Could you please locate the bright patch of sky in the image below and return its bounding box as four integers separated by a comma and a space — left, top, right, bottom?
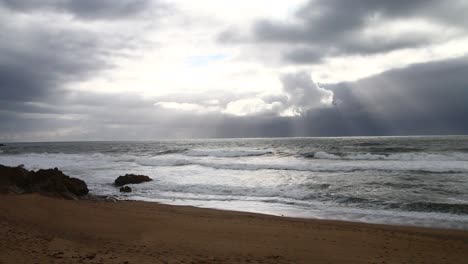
69, 0, 468, 109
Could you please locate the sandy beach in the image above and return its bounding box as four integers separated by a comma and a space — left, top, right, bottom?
0, 194, 467, 264
2, 0, 468, 263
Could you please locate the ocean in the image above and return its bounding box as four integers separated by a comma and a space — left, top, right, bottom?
1, 136, 467, 229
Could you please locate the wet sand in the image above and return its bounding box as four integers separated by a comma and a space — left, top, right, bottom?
0, 194, 467, 264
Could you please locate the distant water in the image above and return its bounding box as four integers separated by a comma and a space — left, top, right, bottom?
1, 136, 468, 229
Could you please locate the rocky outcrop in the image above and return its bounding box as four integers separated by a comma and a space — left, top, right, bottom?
0, 165, 30, 194
0, 165, 89, 200
119, 186, 132, 193
0, 144, 5, 147
114, 174, 152, 187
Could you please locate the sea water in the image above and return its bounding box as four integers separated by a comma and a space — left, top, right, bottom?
1, 136, 467, 229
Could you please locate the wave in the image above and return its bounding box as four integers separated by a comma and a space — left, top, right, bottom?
135, 156, 468, 173
332, 197, 468, 215
355, 142, 382, 147
307, 151, 468, 161
2, 151, 467, 174
456, 148, 468, 153
184, 149, 272, 157
137, 158, 192, 167
155, 149, 188, 155
307, 194, 468, 215
400, 202, 468, 215
107, 180, 468, 215
367, 147, 423, 153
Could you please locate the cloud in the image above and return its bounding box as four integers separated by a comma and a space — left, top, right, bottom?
154, 102, 222, 114
223, 72, 334, 116
0, 0, 173, 142
155, 71, 333, 117
2, 56, 468, 141
324, 56, 468, 134
0, 18, 105, 103
224, 98, 282, 116
212, 56, 468, 137
279, 72, 334, 115
0, 0, 166, 110
1, 1, 467, 141
328, 56, 468, 114
220, 0, 468, 63
0, 0, 159, 20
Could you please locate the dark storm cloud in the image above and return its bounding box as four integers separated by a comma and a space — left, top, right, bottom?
0, 0, 165, 109
220, 0, 468, 63
0, 23, 105, 103
322, 56, 468, 135
0, 0, 156, 20
0, 91, 225, 141
0, 0, 170, 141
1, 1, 467, 141
157, 56, 468, 138
3, 56, 467, 142
213, 57, 468, 137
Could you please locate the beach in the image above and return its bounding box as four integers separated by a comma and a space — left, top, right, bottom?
1, 194, 467, 264
1, 137, 468, 229
2, 0, 468, 262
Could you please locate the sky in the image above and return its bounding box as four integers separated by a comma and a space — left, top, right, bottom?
1, 0, 468, 141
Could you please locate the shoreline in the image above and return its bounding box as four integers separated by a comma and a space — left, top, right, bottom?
122, 196, 468, 231
1, 194, 467, 263
83, 195, 468, 234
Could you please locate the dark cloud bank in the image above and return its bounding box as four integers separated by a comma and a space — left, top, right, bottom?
211, 56, 468, 138
221, 0, 468, 63
0, 0, 467, 141
0, 0, 156, 20
2, 55, 467, 141
0, 0, 162, 104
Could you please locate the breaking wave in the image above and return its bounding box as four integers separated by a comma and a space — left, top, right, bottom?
399, 202, 468, 215
135, 156, 468, 173
184, 149, 272, 157
307, 151, 468, 161
155, 149, 188, 155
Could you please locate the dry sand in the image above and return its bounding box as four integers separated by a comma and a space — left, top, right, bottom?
0, 194, 467, 264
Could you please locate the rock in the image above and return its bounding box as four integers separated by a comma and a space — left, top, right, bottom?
0, 143, 5, 147
114, 174, 152, 187
64, 177, 89, 196
0, 165, 30, 194
0, 165, 89, 199
28, 168, 89, 199
119, 186, 132, 193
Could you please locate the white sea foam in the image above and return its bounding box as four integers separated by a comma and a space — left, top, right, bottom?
2, 151, 468, 175
184, 149, 271, 157
133, 154, 468, 173
312, 151, 468, 161
137, 157, 192, 167
313, 151, 341, 159
126, 197, 468, 230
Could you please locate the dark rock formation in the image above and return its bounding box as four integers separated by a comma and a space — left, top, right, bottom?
0, 165, 89, 200
114, 174, 152, 187
119, 186, 132, 193
0, 165, 30, 194
0, 143, 5, 147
